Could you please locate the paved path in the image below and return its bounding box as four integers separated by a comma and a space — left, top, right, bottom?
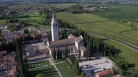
89, 33, 138, 52
49, 59, 63, 77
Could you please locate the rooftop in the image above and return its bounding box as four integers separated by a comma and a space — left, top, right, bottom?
79, 57, 114, 72
96, 69, 114, 76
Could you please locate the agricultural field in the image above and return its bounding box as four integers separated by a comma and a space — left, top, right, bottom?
9, 3, 75, 9
93, 35, 138, 72
92, 4, 138, 23
56, 12, 138, 46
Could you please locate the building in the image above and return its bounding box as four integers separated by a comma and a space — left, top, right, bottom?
47, 34, 86, 57
23, 12, 86, 64
23, 42, 51, 64
47, 12, 86, 58
51, 12, 59, 41
0, 51, 18, 77
96, 69, 114, 77
79, 57, 115, 77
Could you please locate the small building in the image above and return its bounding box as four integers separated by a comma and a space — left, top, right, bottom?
96, 69, 114, 77
0, 51, 18, 77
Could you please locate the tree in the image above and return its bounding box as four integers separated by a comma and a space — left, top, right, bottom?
57, 48, 60, 59
75, 67, 81, 75
70, 55, 75, 63
38, 10, 43, 15
24, 29, 29, 34
65, 45, 68, 58
86, 42, 92, 59
80, 72, 86, 77
52, 49, 56, 59
78, 48, 81, 61
74, 59, 79, 68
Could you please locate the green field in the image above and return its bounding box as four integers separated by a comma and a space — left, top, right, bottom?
92, 4, 138, 22
92, 35, 138, 71
0, 20, 7, 25
56, 12, 138, 46
18, 12, 43, 21
18, 12, 50, 29
56, 61, 76, 77
9, 3, 75, 9
28, 61, 59, 77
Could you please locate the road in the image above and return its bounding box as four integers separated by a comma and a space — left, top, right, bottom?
49, 59, 63, 77
89, 32, 138, 52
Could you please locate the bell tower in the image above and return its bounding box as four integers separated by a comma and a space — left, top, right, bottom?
51, 12, 59, 41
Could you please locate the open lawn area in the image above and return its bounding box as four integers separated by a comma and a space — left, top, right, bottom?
93, 35, 138, 72
0, 20, 7, 25
56, 61, 76, 77
18, 12, 43, 21
28, 60, 59, 77
18, 12, 50, 29
56, 12, 138, 46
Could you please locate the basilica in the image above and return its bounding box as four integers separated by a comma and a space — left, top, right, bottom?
47, 12, 86, 57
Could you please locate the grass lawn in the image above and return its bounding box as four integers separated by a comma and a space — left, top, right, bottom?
18, 12, 50, 30
54, 59, 64, 63
28, 60, 59, 77
0, 20, 7, 25
56, 61, 76, 77
56, 12, 138, 46
93, 35, 138, 72
18, 16, 43, 21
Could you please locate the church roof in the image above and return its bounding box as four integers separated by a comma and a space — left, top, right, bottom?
49, 38, 75, 46
75, 37, 83, 43
68, 34, 76, 39
80, 46, 86, 51
49, 35, 84, 47
50, 44, 77, 52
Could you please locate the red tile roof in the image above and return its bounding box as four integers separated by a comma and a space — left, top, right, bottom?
96, 69, 114, 76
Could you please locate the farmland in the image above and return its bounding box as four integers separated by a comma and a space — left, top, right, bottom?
56, 12, 138, 46
92, 4, 138, 23
9, 3, 75, 9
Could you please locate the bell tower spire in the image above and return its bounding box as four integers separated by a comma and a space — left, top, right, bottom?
51, 12, 59, 41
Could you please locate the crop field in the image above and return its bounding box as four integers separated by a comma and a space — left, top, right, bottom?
56, 12, 138, 46
92, 4, 138, 23
9, 3, 75, 9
